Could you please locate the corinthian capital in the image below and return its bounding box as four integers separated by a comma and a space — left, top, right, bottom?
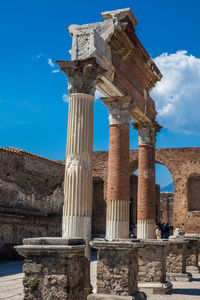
133, 123, 161, 146
101, 96, 133, 125
56, 57, 106, 96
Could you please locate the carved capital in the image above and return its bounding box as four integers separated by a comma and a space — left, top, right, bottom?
57, 57, 106, 96
101, 96, 133, 125
133, 123, 160, 146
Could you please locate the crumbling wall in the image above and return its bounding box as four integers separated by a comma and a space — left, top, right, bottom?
0, 148, 65, 259
160, 192, 173, 224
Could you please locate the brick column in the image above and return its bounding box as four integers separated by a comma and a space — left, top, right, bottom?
135, 124, 157, 239
102, 97, 132, 240
57, 58, 105, 257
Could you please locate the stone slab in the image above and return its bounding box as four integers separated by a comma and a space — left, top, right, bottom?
166, 272, 192, 282
138, 281, 172, 295
23, 237, 85, 245
186, 266, 200, 273
88, 293, 146, 300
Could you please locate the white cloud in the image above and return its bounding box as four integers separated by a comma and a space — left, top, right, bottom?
52, 69, 60, 74
47, 58, 55, 68
151, 51, 200, 135
36, 53, 43, 59
95, 90, 104, 101
62, 93, 69, 103
36, 53, 59, 72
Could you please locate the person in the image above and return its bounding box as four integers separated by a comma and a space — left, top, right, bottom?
155, 225, 162, 239
129, 223, 134, 237
164, 223, 170, 239
161, 221, 165, 238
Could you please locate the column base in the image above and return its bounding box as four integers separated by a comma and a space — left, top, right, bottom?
137, 219, 155, 239
166, 272, 192, 282
88, 292, 146, 300
15, 237, 92, 300
186, 266, 200, 273
138, 281, 172, 295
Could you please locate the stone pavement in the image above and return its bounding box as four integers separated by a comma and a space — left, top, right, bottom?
1, 259, 200, 300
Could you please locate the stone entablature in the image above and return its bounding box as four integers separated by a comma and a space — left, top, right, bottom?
67, 8, 162, 125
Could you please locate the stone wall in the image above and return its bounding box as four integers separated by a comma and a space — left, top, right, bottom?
0, 147, 64, 259
160, 192, 173, 225
93, 148, 200, 233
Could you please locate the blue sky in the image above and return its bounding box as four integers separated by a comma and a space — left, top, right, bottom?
1, 0, 200, 187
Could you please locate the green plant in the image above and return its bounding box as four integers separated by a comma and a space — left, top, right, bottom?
28, 279, 38, 293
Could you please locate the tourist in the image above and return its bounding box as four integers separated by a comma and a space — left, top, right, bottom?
155, 225, 162, 239
164, 223, 170, 239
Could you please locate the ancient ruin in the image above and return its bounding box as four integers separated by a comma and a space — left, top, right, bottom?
0, 6, 197, 300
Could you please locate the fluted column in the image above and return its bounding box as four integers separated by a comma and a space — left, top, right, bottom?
57, 58, 105, 255
135, 124, 157, 239
102, 97, 132, 240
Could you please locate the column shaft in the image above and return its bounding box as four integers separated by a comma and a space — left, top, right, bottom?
136, 125, 156, 239
62, 93, 94, 245
106, 123, 130, 240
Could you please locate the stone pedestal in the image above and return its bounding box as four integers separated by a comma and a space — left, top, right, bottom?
88, 239, 146, 300
183, 237, 200, 273
15, 238, 91, 300
166, 239, 191, 281
137, 240, 172, 295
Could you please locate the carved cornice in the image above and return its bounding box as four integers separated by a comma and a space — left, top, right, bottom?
56, 58, 106, 96
102, 96, 133, 125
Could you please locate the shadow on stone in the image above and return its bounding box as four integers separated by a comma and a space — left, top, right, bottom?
171, 288, 200, 296
0, 261, 23, 277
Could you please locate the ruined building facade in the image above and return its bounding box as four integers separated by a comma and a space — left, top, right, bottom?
1, 146, 200, 258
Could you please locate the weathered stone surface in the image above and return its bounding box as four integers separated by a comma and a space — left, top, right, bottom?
137, 240, 172, 294
160, 192, 173, 224
90, 240, 143, 297
183, 237, 200, 273
15, 238, 91, 300
88, 293, 146, 300
165, 240, 191, 281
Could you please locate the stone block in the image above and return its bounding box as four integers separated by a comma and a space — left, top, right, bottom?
89, 239, 145, 299
15, 237, 91, 300
137, 240, 172, 295
138, 281, 172, 295
183, 237, 200, 273
88, 293, 146, 300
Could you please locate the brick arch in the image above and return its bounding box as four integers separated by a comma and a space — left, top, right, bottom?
129, 150, 175, 180
93, 148, 200, 233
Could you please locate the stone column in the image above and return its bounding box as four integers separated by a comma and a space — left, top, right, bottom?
102, 97, 132, 240
134, 124, 157, 239
57, 58, 105, 256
